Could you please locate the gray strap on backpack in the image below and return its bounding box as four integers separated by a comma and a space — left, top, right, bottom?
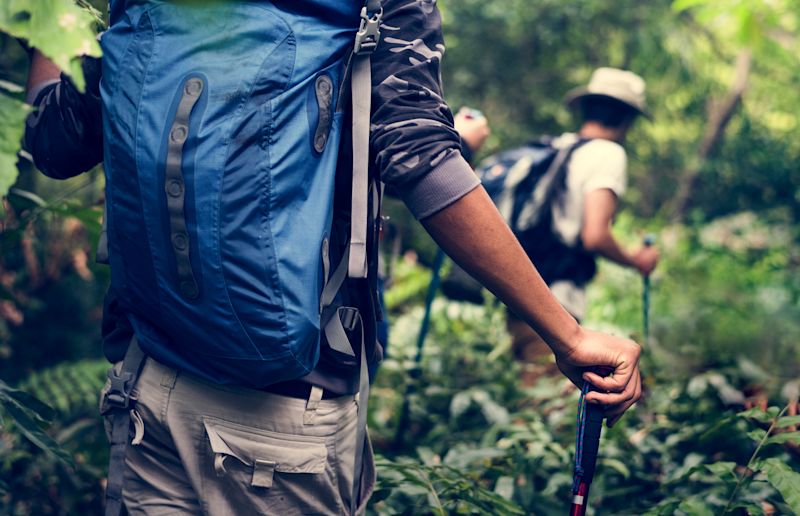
318, 243, 372, 516
515, 139, 592, 233
346, 4, 381, 512
102, 337, 146, 516
348, 1, 382, 279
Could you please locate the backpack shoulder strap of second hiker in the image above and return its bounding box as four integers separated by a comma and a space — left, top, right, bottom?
515, 138, 593, 233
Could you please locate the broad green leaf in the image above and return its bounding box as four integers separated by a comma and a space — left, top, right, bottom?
2, 383, 56, 422
677, 497, 715, 516
729, 501, 766, 516
450, 390, 472, 419
0, 0, 101, 91
739, 406, 779, 424
0, 93, 29, 197
704, 461, 738, 482
493, 476, 514, 501
747, 428, 768, 442
764, 431, 800, 446
601, 457, 632, 478
1, 398, 73, 467
759, 458, 800, 513
776, 415, 800, 428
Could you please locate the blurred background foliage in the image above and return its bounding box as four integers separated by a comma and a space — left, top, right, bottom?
1, 0, 799, 514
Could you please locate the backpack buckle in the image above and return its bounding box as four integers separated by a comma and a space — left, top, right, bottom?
354, 6, 382, 55
339, 307, 360, 332
101, 368, 136, 413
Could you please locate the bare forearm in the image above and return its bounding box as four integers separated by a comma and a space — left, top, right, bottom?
26, 50, 61, 101
422, 187, 581, 356
586, 230, 635, 269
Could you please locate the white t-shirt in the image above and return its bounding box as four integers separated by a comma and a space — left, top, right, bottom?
546, 133, 627, 319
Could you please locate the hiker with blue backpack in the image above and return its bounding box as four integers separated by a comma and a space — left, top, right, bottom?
24, 3, 643, 514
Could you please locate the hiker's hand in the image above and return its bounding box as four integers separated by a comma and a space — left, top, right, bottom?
454, 107, 490, 152
555, 329, 642, 427
632, 246, 659, 277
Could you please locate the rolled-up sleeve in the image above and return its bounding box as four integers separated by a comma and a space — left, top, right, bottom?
23, 57, 103, 180
370, 0, 479, 219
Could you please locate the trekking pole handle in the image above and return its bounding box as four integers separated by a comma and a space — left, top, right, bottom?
580, 366, 613, 479
571, 365, 614, 516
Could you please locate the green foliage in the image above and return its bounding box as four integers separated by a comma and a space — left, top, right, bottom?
0, 0, 797, 514
0, 360, 108, 515
439, 0, 800, 221
0, 378, 72, 467
370, 214, 800, 513
20, 359, 107, 418
0, 0, 102, 197
0, 93, 29, 198
0, 0, 101, 91
586, 211, 800, 382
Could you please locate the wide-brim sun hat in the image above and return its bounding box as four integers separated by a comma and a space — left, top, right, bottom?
564, 67, 652, 120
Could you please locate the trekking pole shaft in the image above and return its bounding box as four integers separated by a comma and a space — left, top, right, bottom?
570, 366, 612, 516
642, 234, 655, 346
413, 249, 446, 363
394, 249, 446, 448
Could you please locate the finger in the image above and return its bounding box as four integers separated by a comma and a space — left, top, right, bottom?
606, 374, 642, 427
585, 388, 634, 407
586, 368, 640, 408
583, 369, 633, 393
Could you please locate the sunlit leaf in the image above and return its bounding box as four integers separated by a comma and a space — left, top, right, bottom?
764, 431, 800, 446
776, 416, 800, 428
0, 0, 101, 91
759, 458, 800, 513
704, 461, 737, 482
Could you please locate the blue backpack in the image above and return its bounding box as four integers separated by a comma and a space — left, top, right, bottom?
99, 0, 382, 389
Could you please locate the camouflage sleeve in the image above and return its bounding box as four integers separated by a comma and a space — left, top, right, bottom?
371, 0, 480, 220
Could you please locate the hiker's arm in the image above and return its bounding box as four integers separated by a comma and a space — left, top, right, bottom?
371, 0, 480, 219
372, 0, 641, 422
26, 50, 61, 102
422, 187, 642, 425
582, 189, 658, 276
23, 51, 103, 179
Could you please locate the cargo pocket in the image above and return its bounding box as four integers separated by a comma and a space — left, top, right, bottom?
202, 417, 344, 515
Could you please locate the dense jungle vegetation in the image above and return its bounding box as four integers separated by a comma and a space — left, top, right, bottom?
1, 0, 799, 514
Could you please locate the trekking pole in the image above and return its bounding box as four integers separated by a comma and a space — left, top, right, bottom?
393, 248, 446, 448
642, 234, 655, 347
570, 366, 613, 516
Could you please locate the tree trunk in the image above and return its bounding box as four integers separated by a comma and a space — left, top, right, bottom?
669, 50, 752, 221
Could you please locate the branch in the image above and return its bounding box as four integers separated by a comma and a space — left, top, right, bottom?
669, 49, 752, 222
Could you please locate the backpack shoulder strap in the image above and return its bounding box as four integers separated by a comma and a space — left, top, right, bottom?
346, 3, 381, 514
348, 1, 382, 279
515, 137, 592, 233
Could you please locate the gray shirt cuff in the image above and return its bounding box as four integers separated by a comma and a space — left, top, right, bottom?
396, 153, 481, 220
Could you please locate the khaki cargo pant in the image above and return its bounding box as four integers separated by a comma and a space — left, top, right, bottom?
102, 357, 375, 515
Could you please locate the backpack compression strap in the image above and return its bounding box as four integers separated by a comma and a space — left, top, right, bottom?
102, 337, 146, 516
348, 1, 382, 279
